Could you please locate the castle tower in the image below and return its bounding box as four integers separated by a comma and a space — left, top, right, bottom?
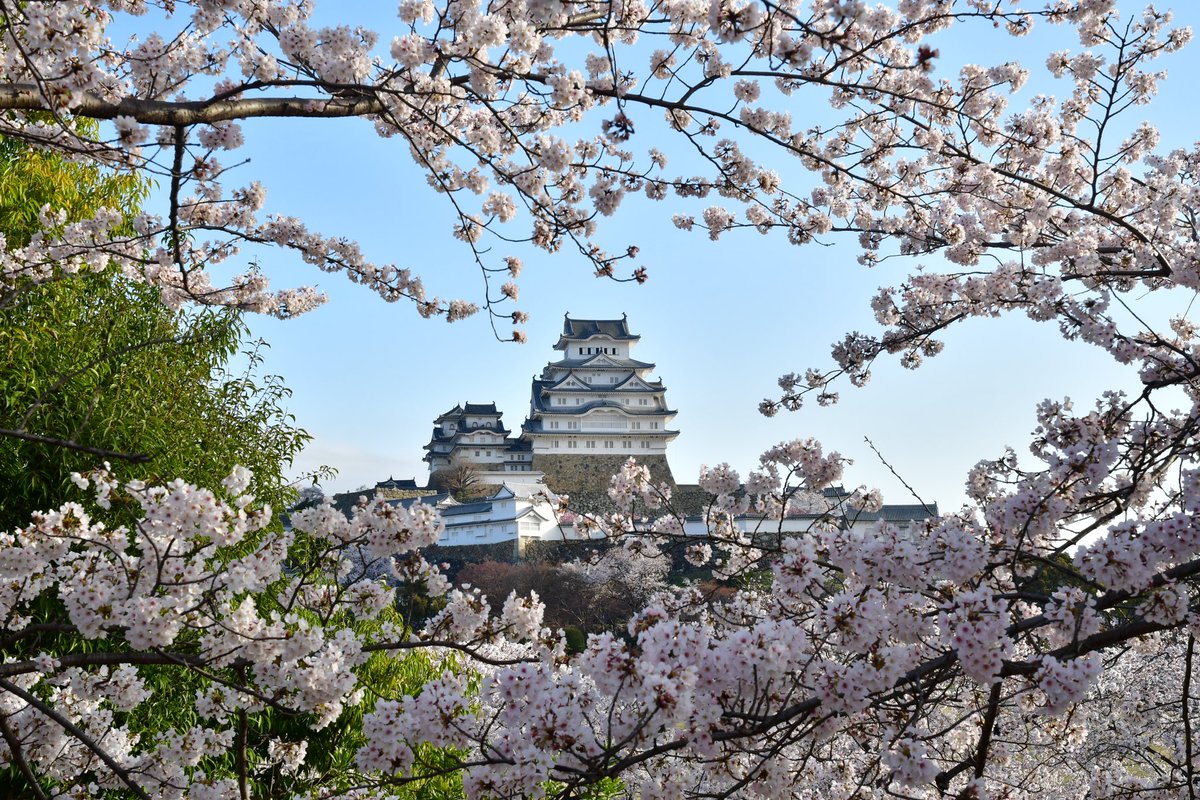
522, 315, 677, 491
424, 402, 535, 484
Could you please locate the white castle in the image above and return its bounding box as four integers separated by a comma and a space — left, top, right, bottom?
398, 314, 937, 552
424, 314, 678, 486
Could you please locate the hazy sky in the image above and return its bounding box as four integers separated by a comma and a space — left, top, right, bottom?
175, 3, 1200, 509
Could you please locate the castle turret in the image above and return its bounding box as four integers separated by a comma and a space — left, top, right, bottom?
424, 402, 534, 478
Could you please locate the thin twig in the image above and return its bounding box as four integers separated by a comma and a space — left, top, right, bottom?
863, 436, 936, 515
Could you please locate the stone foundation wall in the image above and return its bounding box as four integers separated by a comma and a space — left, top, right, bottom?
425, 539, 520, 579
533, 453, 675, 496
520, 538, 612, 564
376, 488, 439, 501
670, 484, 713, 517
331, 489, 375, 515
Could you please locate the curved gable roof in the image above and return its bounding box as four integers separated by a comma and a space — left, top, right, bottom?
546, 373, 592, 391
555, 315, 640, 349
464, 402, 500, 415
611, 373, 663, 391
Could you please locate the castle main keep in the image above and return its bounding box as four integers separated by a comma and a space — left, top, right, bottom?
424, 315, 678, 493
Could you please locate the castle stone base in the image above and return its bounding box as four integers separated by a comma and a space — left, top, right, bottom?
533, 453, 675, 497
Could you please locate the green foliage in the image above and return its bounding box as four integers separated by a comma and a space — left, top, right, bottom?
563, 625, 587, 654
0, 272, 312, 525
0, 131, 311, 527
0, 122, 146, 249
0, 269, 315, 527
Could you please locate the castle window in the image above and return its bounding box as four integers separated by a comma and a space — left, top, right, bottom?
553, 440, 560, 448
568, 439, 577, 449
623, 440, 631, 448
586, 440, 595, 449
642, 440, 651, 448
576, 398, 582, 405
604, 440, 614, 448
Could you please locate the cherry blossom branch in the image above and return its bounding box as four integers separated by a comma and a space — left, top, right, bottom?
0, 650, 206, 678
0, 677, 150, 800
0, 713, 48, 800
1185, 634, 1197, 800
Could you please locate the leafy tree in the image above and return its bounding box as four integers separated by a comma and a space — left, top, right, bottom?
0, 133, 309, 526
0, 131, 337, 794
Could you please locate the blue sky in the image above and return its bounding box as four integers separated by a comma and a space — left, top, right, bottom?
178, 3, 1200, 509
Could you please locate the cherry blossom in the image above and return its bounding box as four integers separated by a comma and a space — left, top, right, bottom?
2, 0, 1200, 797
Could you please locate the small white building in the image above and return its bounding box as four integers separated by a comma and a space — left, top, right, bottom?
391, 481, 938, 550
391, 482, 572, 548
676, 501, 939, 538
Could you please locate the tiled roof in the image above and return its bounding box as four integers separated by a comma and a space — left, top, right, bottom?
375, 477, 421, 489
611, 373, 663, 391
850, 503, 939, 522
426, 425, 511, 443
427, 403, 514, 456
520, 416, 679, 435
433, 404, 464, 422
457, 424, 510, 436
434, 402, 503, 425
441, 500, 495, 516
464, 402, 500, 414
386, 492, 451, 509
544, 372, 663, 391
546, 356, 656, 371
526, 385, 676, 416
562, 315, 637, 339
555, 315, 640, 348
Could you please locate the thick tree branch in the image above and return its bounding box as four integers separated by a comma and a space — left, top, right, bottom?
0, 84, 385, 124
